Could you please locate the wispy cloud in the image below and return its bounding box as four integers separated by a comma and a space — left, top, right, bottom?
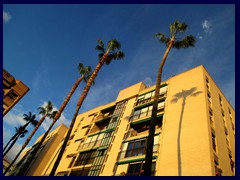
31, 69, 52, 96
143, 77, 154, 87
202, 20, 212, 34
3, 111, 28, 127
38, 101, 71, 133
3, 10, 12, 23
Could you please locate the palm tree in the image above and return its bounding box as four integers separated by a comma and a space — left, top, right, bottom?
3, 112, 37, 156
143, 20, 196, 176
50, 39, 125, 176
3, 126, 28, 157
21, 63, 92, 174
4, 102, 55, 175
171, 87, 202, 176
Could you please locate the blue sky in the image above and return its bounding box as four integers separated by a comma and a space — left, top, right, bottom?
3, 4, 235, 161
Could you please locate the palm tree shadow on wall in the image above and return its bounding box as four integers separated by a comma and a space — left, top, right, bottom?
170, 87, 202, 176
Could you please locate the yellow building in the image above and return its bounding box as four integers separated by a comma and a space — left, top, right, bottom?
3, 69, 29, 116
19, 65, 235, 176
9, 124, 68, 176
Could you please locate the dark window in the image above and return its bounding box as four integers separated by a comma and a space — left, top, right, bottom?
69, 168, 90, 176
74, 150, 96, 166
8, 91, 18, 100
125, 139, 146, 158
127, 162, 156, 176
212, 133, 216, 152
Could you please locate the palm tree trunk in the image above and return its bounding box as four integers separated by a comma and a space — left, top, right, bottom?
54, 76, 84, 120
20, 76, 85, 175
3, 134, 20, 157
143, 39, 174, 176
50, 54, 107, 176
3, 115, 47, 175
3, 121, 30, 154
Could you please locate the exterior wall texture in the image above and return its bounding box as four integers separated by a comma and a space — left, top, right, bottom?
21, 65, 235, 176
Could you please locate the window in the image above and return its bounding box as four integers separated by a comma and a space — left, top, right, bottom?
125, 140, 146, 158
69, 168, 90, 176
212, 133, 216, 152
159, 86, 167, 95
81, 133, 103, 149
131, 105, 153, 120
127, 162, 156, 176
206, 76, 209, 84
8, 91, 18, 100
74, 150, 96, 166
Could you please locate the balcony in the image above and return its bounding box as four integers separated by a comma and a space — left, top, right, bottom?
129, 106, 164, 126
118, 144, 159, 160
78, 139, 102, 150
94, 113, 113, 124
88, 126, 107, 135
124, 125, 162, 141
134, 94, 166, 109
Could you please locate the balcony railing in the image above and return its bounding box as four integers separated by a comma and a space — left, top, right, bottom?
135, 94, 166, 107
129, 105, 165, 122
118, 144, 159, 160
78, 139, 102, 150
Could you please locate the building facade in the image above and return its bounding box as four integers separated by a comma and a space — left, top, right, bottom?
21, 65, 235, 176
3, 156, 15, 175
3, 69, 29, 116
10, 124, 68, 176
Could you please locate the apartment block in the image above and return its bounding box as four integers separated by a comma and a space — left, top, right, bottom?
3, 69, 29, 116
21, 65, 235, 176
9, 124, 68, 176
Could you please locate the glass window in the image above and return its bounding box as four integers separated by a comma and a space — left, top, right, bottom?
98, 133, 104, 140
158, 102, 165, 109
91, 135, 97, 142
138, 95, 144, 100
159, 86, 167, 95
127, 162, 156, 176
85, 137, 92, 143
145, 92, 152, 99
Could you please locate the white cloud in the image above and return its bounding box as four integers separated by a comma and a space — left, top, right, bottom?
3, 112, 27, 127
143, 77, 154, 87
202, 20, 212, 34
197, 33, 203, 40
3, 10, 12, 23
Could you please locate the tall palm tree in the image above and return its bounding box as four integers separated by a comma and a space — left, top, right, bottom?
4, 102, 55, 175
50, 39, 125, 176
143, 20, 196, 176
3, 112, 37, 155
20, 64, 92, 175
3, 126, 28, 157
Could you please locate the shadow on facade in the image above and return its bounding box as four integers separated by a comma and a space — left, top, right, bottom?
170, 87, 202, 176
